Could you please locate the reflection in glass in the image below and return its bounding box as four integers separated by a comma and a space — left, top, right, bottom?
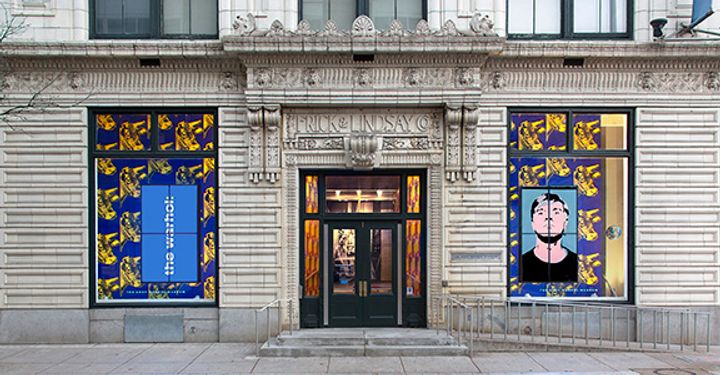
407, 175, 421, 213
326, 175, 400, 213
370, 229, 392, 295
333, 229, 356, 295
305, 175, 319, 214
573, 113, 627, 150
406, 220, 421, 297
304, 220, 320, 297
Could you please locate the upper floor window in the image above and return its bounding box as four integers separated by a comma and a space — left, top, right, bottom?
92, 0, 218, 39
301, 0, 425, 31
507, 0, 630, 39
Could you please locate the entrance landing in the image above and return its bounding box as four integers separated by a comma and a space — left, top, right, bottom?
260, 328, 468, 357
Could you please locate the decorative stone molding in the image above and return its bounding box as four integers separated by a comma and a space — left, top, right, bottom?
354, 68, 372, 87
455, 68, 475, 87
706, 72, 720, 90
303, 68, 321, 87
351, 15, 377, 37
225, 14, 503, 54
636, 72, 704, 92
462, 105, 479, 182
247, 106, 264, 184
444, 104, 462, 182
345, 133, 381, 169
247, 105, 282, 184
264, 106, 282, 183
445, 104, 480, 183
219, 71, 239, 91
246, 66, 482, 90
283, 109, 443, 152
489, 71, 505, 90
469, 13, 495, 37
233, 13, 257, 36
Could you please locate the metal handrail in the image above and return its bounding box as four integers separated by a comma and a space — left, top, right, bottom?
434, 293, 713, 355
255, 297, 294, 356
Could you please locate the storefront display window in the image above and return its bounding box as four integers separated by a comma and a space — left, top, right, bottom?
92, 110, 217, 304
508, 110, 630, 299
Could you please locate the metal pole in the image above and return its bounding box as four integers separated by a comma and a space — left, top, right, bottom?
545, 303, 549, 343
707, 313, 711, 352
572, 305, 576, 344
693, 312, 698, 351
517, 301, 522, 341
490, 301, 495, 339
584, 304, 589, 345
599, 307, 603, 346
557, 304, 562, 343
531, 302, 536, 343
653, 310, 657, 349
277, 302, 282, 337
267, 308, 271, 347
611, 306, 615, 346
504, 300, 509, 340
470, 307, 474, 355
626, 308, 630, 348
480, 297, 485, 337
667, 311, 671, 350
680, 311, 685, 351
447, 298, 451, 336
639, 309, 643, 348
255, 311, 259, 356
459, 304, 464, 347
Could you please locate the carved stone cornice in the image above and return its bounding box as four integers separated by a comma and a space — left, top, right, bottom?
225, 14, 503, 54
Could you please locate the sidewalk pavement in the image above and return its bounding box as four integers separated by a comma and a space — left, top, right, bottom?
0, 343, 718, 375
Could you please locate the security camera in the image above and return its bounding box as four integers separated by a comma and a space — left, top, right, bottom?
650, 18, 668, 39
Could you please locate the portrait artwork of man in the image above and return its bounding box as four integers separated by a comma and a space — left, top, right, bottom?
521, 191, 578, 282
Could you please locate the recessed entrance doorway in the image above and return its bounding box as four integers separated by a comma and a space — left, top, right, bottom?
299, 171, 426, 328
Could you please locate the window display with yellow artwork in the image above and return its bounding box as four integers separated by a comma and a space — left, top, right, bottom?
508, 110, 631, 300
92, 109, 217, 305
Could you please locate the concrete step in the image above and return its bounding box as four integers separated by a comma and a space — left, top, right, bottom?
260, 343, 469, 357
275, 335, 455, 346
261, 328, 467, 357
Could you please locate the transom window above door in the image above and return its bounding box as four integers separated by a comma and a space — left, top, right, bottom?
300, 0, 426, 31
92, 0, 218, 39
507, 0, 631, 39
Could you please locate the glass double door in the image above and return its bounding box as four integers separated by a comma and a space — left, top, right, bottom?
328, 220, 399, 327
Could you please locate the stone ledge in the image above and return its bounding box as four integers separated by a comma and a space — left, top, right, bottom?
2, 39, 720, 59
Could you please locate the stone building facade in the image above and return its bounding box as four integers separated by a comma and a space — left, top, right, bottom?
0, 0, 719, 343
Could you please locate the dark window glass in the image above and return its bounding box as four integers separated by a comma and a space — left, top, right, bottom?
93, 0, 217, 38
302, 0, 423, 30
507, 0, 629, 39
124, 0, 152, 35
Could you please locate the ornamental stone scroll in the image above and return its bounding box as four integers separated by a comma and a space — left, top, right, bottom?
247, 105, 282, 184
445, 104, 480, 183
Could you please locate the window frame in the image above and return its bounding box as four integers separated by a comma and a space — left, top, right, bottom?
506, 107, 635, 303
89, 107, 219, 308
90, 0, 219, 40
298, 0, 428, 29
506, 0, 633, 40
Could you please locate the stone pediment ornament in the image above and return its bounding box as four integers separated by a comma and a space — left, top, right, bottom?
296, 19, 315, 36
415, 20, 431, 35
345, 133, 382, 169
435, 20, 462, 36
382, 19, 408, 37
351, 15, 377, 37
233, 13, 256, 36
318, 19, 345, 37
266, 20, 287, 36
469, 12, 497, 36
